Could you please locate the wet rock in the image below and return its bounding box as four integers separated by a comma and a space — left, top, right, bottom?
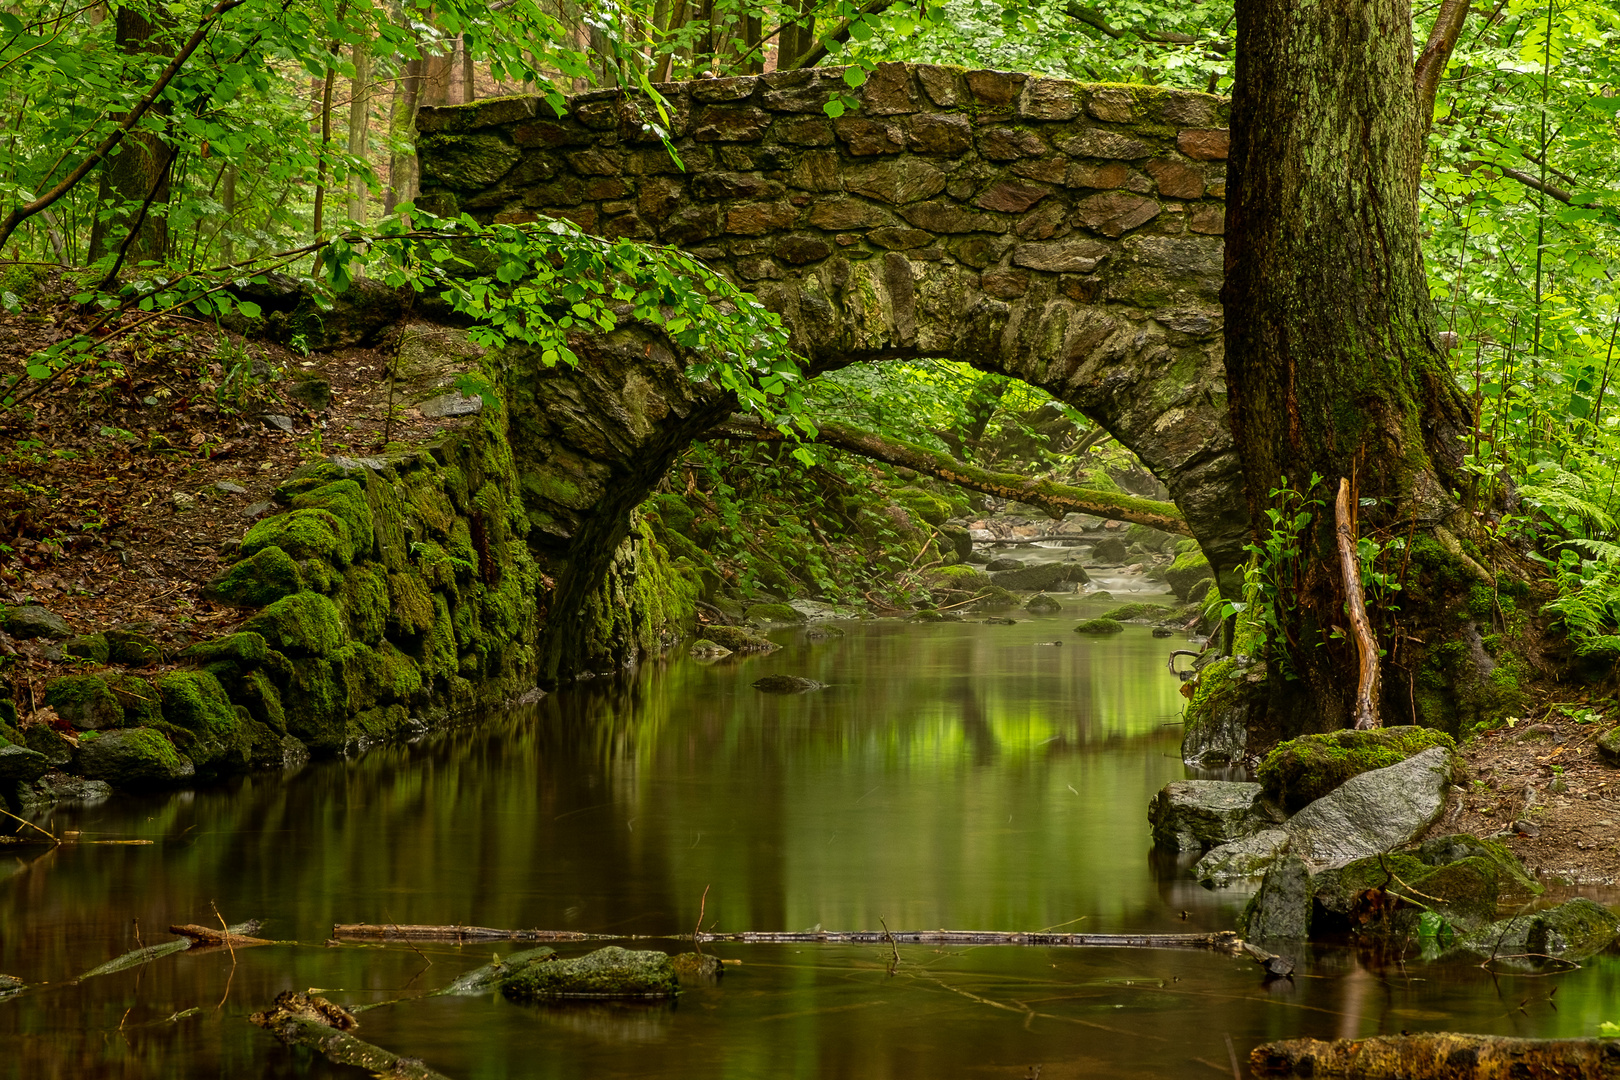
1456, 898, 1620, 960
76, 729, 196, 788
804, 625, 845, 641
1258, 726, 1457, 813
1074, 618, 1124, 635
1101, 602, 1172, 623
984, 616, 1017, 625
1598, 725, 1620, 765
1151, 626, 1174, 638
754, 674, 824, 694
1164, 547, 1212, 600
1312, 852, 1500, 935
1240, 855, 1313, 940
0, 975, 23, 996
1024, 593, 1061, 614
990, 563, 1089, 591
985, 557, 1025, 571
0, 742, 49, 783
1186, 578, 1215, 603
262, 414, 296, 433
1181, 657, 1257, 768
433, 948, 556, 995
746, 603, 805, 624
417, 391, 484, 418
1148, 780, 1271, 854
1194, 829, 1290, 888
106, 626, 163, 666
701, 624, 780, 654
64, 633, 110, 663
499, 946, 678, 1000
1282, 747, 1457, 868
16, 771, 113, 809
23, 724, 76, 767
689, 638, 733, 659
44, 675, 123, 730
1090, 537, 1129, 563
670, 952, 722, 980
0, 604, 70, 640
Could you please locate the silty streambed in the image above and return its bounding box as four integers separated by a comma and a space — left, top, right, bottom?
3, 596, 1617, 1078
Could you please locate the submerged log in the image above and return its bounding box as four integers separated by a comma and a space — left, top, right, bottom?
1252, 1034, 1620, 1078
333, 924, 601, 943
694, 929, 1243, 949
251, 991, 451, 1080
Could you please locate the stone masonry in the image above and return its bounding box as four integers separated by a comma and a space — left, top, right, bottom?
416, 63, 1248, 593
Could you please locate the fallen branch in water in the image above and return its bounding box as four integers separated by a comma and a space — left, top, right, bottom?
169, 924, 272, 948
333, 924, 1241, 950
251, 991, 451, 1080
333, 924, 604, 943
1251, 1033, 1620, 1078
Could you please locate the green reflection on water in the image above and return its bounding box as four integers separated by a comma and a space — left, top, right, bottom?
3, 614, 1617, 1079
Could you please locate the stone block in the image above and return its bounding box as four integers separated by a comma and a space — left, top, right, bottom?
964, 68, 1027, 106
1074, 191, 1161, 237
693, 105, 770, 142
1177, 128, 1230, 160
835, 117, 906, 155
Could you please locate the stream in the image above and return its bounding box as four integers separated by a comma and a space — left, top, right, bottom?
3, 591, 1617, 1078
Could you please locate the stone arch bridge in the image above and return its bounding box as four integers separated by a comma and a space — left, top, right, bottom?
415, 63, 1244, 673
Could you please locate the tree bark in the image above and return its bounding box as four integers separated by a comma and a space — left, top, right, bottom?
707, 415, 1191, 534
346, 38, 372, 224
1223, 0, 1499, 733
87, 4, 176, 265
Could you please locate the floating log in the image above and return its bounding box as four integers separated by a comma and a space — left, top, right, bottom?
77, 940, 190, 981
333, 924, 602, 943
332, 924, 1242, 950
169, 924, 272, 948
693, 929, 1243, 950
1252, 1034, 1620, 1078
251, 991, 450, 1080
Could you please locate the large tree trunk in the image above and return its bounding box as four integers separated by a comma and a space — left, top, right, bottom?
88, 4, 175, 266
1223, 0, 1516, 735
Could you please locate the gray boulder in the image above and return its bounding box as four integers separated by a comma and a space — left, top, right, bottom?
1194, 829, 1290, 888
1, 604, 70, 640
1283, 746, 1456, 868
991, 563, 1090, 591
0, 742, 49, 783
1240, 855, 1313, 940
1148, 780, 1275, 854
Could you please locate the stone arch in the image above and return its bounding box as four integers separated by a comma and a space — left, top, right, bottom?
417, 64, 1249, 677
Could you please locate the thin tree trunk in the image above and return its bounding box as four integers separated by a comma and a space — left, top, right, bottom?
384, 55, 424, 215
312, 63, 337, 235
347, 38, 372, 223
219, 164, 237, 262
87, 5, 176, 265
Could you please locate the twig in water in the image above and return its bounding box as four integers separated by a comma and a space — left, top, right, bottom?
133, 918, 144, 950
879, 915, 900, 972
0, 806, 58, 843
391, 922, 432, 968
1225, 1033, 1241, 1080
694, 884, 710, 948
211, 901, 236, 967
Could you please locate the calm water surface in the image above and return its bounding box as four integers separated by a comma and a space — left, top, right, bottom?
3, 597, 1617, 1078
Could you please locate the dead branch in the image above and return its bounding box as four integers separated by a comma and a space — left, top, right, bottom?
1336, 478, 1382, 729
251, 991, 450, 1080
1252, 1033, 1620, 1078
169, 924, 272, 948
332, 924, 603, 943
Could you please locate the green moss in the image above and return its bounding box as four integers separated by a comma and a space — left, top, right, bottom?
1258, 726, 1457, 812
367, 477, 410, 571
300, 557, 340, 594
974, 585, 1020, 610
230, 669, 288, 735
156, 670, 250, 775
108, 674, 163, 728
349, 703, 410, 743
340, 564, 390, 645
207, 544, 305, 609
499, 947, 678, 1001
892, 487, 954, 527
181, 632, 270, 669
1164, 548, 1212, 600
1102, 602, 1173, 622
240, 508, 354, 565
923, 565, 993, 589
1419, 833, 1543, 897
75, 728, 194, 787
405, 472, 457, 538
279, 657, 346, 752
388, 570, 437, 637
244, 593, 347, 658
292, 480, 375, 561
43, 675, 122, 730
701, 624, 777, 653
1074, 618, 1125, 635
64, 633, 110, 664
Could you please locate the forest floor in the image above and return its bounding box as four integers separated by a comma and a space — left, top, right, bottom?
0, 278, 460, 711
1, 282, 1618, 890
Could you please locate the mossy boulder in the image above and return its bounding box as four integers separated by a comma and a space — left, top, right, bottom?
105, 627, 163, 666
0, 741, 49, 783
922, 565, 993, 591
107, 674, 163, 728
754, 674, 824, 693
75, 728, 195, 787
1258, 726, 1457, 813
1310, 852, 1501, 936
1181, 657, 1257, 768
181, 632, 270, 670
157, 670, 250, 775
1164, 548, 1212, 601
64, 633, 110, 664
1102, 602, 1173, 623
1025, 593, 1062, 613
340, 564, 391, 645
1418, 833, 1543, 897
23, 724, 76, 767
240, 508, 355, 565
892, 487, 954, 528
279, 657, 347, 752
701, 624, 779, 654
44, 675, 123, 730
746, 603, 805, 624
499, 947, 678, 1001
244, 593, 347, 658
1457, 898, 1620, 960
291, 480, 375, 558
972, 585, 1020, 610
1074, 618, 1124, 635
1598, 725, 1620, 765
